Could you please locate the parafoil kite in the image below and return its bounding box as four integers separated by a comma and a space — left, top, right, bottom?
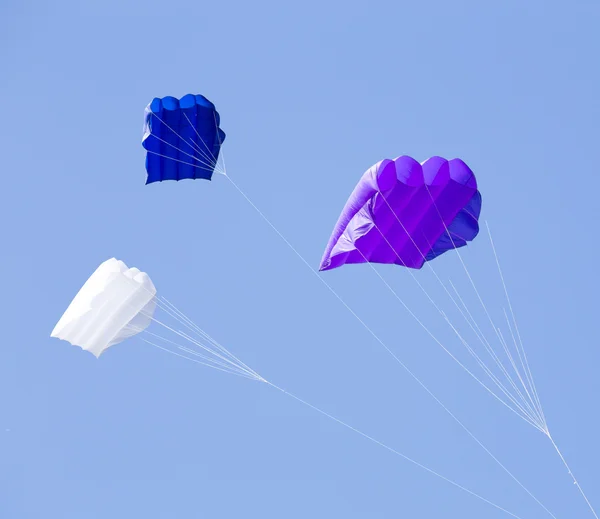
319, 156, 482, 271
142, 94, 226, 184
51, 258, 157, 357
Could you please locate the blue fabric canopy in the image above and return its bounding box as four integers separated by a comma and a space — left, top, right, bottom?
142, 94, 226, 184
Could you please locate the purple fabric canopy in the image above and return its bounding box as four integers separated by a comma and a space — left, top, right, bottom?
319, 156, 482, 271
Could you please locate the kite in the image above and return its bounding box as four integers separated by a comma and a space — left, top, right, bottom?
319, 156, 482, 271
142, 94, 226, 184
50, 258, 156, 357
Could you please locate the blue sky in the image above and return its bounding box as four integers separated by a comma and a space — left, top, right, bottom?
1, 1, 599, 518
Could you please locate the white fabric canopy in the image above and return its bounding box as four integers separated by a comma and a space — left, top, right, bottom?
51, 258, 156, 357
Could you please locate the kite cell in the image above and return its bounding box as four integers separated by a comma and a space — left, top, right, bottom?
319, 156, 482, 271
142, 94, 226, 184
50, 258, 157, 357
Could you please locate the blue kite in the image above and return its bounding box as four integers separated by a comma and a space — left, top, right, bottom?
142, 94, 226, 184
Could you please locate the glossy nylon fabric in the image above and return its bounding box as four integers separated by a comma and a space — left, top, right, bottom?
50, 258, 157, 357
142, 94, 226, 184
319, 156, 482, 271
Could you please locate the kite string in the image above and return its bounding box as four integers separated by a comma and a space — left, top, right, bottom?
135, 297, 528, 519
159, 277, 537, 425
141, 337, 259, 380
158, 296, 257, 377
447, 277, 541, 423
141, 327, 255, 376
262, 379, 523, 519
119, 275, 259, 379
377, 195, 542, 425
485, 222, 546, 428
422, 184, 542, 420
495, 323, 538, 417
151, 296, 262, 380
145, 310, 257, 377
484, 223, 599, 519
355, 247, 542, 430
548, 435, 599, 519
425, 187, 598, 518
145, 331, 523, 519
126, 269, 526, 517
368, 222, 542, 427
222, 171, 557, 519
148, 295, 263, 379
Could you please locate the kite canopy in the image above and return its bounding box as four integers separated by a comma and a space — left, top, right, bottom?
142, 94, 226, 184
51, 258, 157, 358
319, 156, 482, 271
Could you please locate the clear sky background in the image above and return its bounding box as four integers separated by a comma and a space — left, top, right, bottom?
1, 1, 599, 518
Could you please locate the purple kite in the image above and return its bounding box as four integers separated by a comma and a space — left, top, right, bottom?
319, 156, 482, 271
